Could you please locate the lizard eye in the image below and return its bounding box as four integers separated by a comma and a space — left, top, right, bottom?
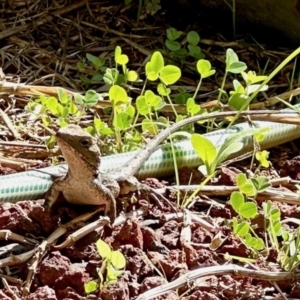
80, 138, 91, 147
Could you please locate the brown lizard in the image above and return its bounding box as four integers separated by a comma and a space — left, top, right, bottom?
45, 109, 283, 221
45, 125, 120, 221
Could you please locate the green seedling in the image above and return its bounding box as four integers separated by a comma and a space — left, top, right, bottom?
228, 173, 272, 253
191, 128, 261, 176
26, 88, 83, 128
262, 200, 282, 251
165, 28, 204, 61
217, 48, 247, 104
280, 227, 300, 272
255, 150, 270, 168
173, 87, 193, 104
228, 70, 268, 110
236, 173, 271, 197
84, 239, 126, 294
77, 53, 106, 85
262, 200, 300, 272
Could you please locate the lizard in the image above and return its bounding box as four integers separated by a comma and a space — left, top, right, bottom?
45, 109, 284, 222
45, 125, 120, 221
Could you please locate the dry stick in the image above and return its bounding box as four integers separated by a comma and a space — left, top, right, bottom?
0, 141, 47, 148
2, 278, 20, 300
0, 230, 38, 245
22, 240, 47, 298
166, 185, 300, 205
0, 108, 21, 139
136, 264, 300, 300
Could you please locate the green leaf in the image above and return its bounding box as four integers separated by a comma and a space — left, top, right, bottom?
57, 88, 69, 104
225, 49, 247, 74
160, 65, 181, 85
234, 221, 250, 237
46, 97, 59, 115
262, 200, 272, 216
166, 28, 183, 41
126, 70, 138, 82
230, 191, 244, 212
187, 31, 200, 45
94, 117, 114, 136
191, 134, 217, 174
251, 238, 265, 250
228, 61, 247, 74
74, 94, 85, 105
67, 101, 78, 115
245, 234, 265, 250
246, 84, 268, 95
226, 48, 239, 65
142, 119, 158, 135
106, 264, 118, 283
271, 219, 282, 235
172, 48, 188, 59
188, 45, 201, 55
157, 83, 171, 96
150, 51, 164, 73
91, 73, 103, 83
113, 112, 132, 130
103, 68, 119, 85
42, 115, 52, 127
251, 176, 271, 192
114, 46, 129, 65
215, 141, 243, 166
96, 239, 111, 259
46, 134, 56, 148
109, 86, 128, 103
136, 95, 150, 116
236, 173, 247, 187
58, 119, 68, 127
84, 90, 99, 108
116, 54, 129, 65
145, 90, 162, 107
242, 71, 268, 85
240, 182, 256, 197
196, 59, 215, 79
269, 208, 281, 221
217, 128, 259, 164
79, 74, 91, 84
115, 46, 122, 58
86, 53, 104, 70
228, 93, 249, 110
239, 202, 258, 218
146, 62, 159, 81
232, 79, 245, 93
186, 98, 200, 116
255, 150, 270, 168
165, 40, 181, 51
84, 281, 98, 294
111, 250, 126, 269
57, 105, 69, 118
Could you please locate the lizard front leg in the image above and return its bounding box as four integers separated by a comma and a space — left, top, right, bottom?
97, 175, 120, 222
44, 176, 66, 209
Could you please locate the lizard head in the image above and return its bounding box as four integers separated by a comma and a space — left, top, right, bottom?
56, 124, 101, 170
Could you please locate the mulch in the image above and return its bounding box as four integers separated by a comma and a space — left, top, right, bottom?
0, 1, 300, 299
